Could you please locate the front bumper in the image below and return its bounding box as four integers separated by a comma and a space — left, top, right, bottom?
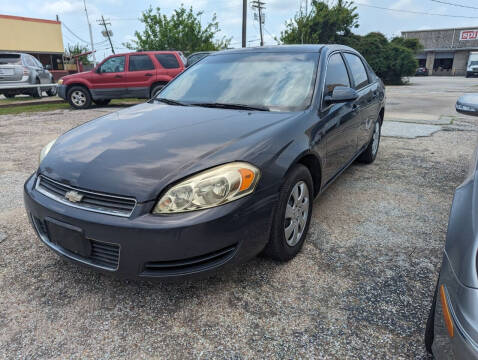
433, 254, 478, 359
24, 174, 277, 280
57, 84, 67, 100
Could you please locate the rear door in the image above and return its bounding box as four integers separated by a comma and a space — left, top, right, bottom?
89, 56, 127, 98
320, 52, 359, 181
343, 52, 376, 149
154, 53, 183, 79
126, 54, 156, 98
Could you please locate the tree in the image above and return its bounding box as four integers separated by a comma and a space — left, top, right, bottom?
279, 0, 359, 44
124, 6, 231, 54
280, 1, 417, 85
65, 44, 91, 65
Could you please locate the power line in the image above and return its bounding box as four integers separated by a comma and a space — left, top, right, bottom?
62, 22, 90, 44
429, 0, 478, 10
355, 2, 478, 19
97, 16, 115, 54
251, 0, 266, 46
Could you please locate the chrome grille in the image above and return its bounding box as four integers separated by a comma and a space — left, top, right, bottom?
36, 175, 136, 217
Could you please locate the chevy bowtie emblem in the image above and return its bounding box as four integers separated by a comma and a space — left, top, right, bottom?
65, 190, 83, 203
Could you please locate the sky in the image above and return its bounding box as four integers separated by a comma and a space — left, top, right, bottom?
3, 0, 478, 61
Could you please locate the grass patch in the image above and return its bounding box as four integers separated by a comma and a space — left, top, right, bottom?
0, 98, 143, 115
0, 102, 71, 115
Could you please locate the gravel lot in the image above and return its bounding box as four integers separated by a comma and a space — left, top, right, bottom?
1, 77, 477, 359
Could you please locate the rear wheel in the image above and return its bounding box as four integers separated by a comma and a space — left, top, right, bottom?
357, 118, 381, 164
150, 83, 167, 98
67, 86, 91, 109
93, 99, 111, 106
262, 164, 313, 261
31, 78, 42, 98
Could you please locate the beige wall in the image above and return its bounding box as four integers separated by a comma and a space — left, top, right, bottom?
0, 15, 63, 53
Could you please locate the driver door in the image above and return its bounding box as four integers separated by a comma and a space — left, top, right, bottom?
320, 52, 361, 182
89, 56, 127, 98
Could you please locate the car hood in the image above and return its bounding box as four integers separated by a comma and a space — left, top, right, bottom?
40, 102, 298, 202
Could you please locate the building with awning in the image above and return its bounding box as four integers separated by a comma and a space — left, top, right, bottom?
0, 14, 67, 79
402, 27, 478, 76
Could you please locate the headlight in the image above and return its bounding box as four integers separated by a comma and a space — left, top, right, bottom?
39, 139, 57, 164
153, 162, 260, 214
57, 79, 63, 85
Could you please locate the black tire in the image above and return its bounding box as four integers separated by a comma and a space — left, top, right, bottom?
46, 87, 57, 96
357, 117, 381, 164
4, 93, 15, 98
262, 164, 314, 261
425, 278, 439, 354
67, 86, 92, 109
31, 78, 42, 98
93, 99, 111, 106
150, 83, 166, 98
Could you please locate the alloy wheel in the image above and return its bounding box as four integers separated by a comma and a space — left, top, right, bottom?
284, 180, 310, 246
71, 90, 87, 107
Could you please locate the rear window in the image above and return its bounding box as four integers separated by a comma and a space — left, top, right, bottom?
155, 54, 180, 69
0, 54, 22, 65
129, 55, 155, 71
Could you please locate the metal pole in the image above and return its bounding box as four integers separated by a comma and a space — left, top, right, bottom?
83, 0, 96, 65
242, 0, 247, 48
258, 7, 264, 46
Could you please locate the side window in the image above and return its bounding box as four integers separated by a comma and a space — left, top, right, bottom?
154, 54, 180, 69
344, 53, 369, 90
99, 56, 125, 73
324, 53, 351, 99
24, 55, 35, 67
129, 55, 155, 71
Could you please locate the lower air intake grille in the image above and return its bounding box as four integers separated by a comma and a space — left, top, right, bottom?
143, 245, 237, 275
32, 216, 120, 270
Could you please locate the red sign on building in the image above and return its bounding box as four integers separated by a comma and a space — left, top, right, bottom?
460, 30, 478, 41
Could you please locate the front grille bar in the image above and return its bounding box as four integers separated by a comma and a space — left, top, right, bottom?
35, 175, 136, 218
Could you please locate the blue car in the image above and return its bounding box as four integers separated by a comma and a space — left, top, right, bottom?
24, 45, 385, 279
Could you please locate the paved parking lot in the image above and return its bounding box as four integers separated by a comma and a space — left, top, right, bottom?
1, 77, 477, 358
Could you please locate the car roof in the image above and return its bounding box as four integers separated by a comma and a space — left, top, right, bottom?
111, 50, 181, 57
211, 44, 356, 55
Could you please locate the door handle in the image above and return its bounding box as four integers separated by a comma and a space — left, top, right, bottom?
144, 73, 153, 77
114, 75, 122, 78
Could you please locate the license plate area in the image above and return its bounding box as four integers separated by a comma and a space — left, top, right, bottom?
46, 218, 91, 257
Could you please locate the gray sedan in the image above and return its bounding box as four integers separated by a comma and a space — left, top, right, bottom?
425, 93, 478, 359
0, 52, 56, 98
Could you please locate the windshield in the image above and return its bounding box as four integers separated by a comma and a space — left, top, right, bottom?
159, 52, 319, 112
471, 61, 478, 66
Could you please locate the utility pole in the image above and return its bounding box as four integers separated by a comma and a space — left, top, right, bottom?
97, 16, 115, 54
251, 0, 266, 46
242, 0, 247, 48
83, 0, 96, 65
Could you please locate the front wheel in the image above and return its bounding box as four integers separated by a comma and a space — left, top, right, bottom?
357, 119, 381, 164
262, 164, 313, 261
425, 278, 439, 354
46, 87, 57, 96
31, 79, 42, 98
67, 86, 92, 109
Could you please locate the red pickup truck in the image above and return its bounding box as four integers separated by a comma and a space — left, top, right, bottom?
58, 51, 186, 109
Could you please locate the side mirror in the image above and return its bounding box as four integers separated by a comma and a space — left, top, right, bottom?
45, 64, 52, 70
456, 94, 478, 117
324, 86, 359, 105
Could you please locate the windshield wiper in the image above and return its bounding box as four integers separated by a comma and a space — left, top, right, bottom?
153, 98, 189, 106
191, 102, 270, 111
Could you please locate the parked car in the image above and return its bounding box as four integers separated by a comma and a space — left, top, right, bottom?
24, 45, 385, 279
425, 94, 478, 358
57, 51, 186, 109
186, 51, 213, 67
0, 52, 56, 98
415, 67, 428, 76
466, 52, 478, 78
